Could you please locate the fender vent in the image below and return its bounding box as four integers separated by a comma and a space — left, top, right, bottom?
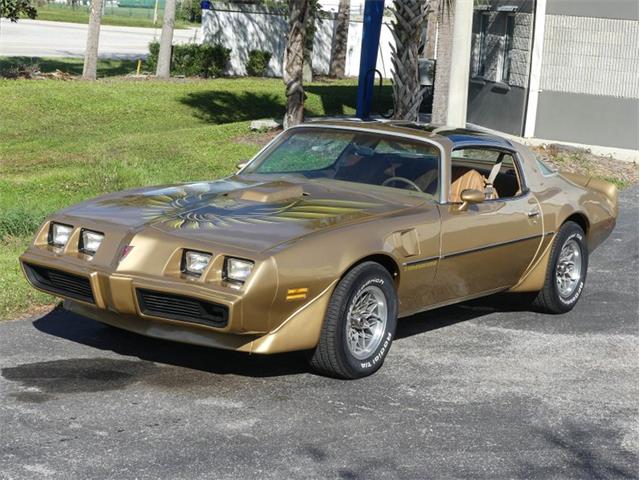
136, 289, 228, 328
23, 263, 94, 303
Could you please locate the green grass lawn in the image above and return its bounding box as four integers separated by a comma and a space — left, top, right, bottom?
0, 76, 365, 318
32, 4, 197, 29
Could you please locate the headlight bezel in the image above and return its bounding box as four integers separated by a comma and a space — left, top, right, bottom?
223, 257, 255, 285
48, 222, 74, 248
182, 249, 213, 277
79, 229, 105, 256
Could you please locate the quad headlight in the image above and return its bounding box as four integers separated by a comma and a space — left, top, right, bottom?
183, 250, 212, 276
80, 229, 104, 255
223, 257, 254, 284
49, 222, 73, 248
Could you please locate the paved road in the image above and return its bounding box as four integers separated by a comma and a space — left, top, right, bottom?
1, 189, 637, 479
0, 19, 199, 58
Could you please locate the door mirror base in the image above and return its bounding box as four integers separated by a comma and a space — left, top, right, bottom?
458, 189, 485, 211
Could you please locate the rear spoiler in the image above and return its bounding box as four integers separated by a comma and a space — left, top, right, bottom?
560, 171, 619, 216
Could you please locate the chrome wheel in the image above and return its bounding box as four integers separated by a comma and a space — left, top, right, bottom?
555, 238, 582, 298
345, 285, 388, 360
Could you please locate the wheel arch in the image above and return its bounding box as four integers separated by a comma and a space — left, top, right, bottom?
341, 253, 401, 288
511, 213, 589, 294
563, 212, 590, 236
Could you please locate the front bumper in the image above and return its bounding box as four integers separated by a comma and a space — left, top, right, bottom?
19, 249, 333, 354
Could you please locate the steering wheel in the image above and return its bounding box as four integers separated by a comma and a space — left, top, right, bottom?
382, 176, 422, 193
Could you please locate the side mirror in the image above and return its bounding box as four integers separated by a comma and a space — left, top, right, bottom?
458, 189, 484, 211
236, 161, 248, 171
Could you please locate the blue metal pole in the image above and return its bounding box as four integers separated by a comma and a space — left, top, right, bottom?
355, 0, 385, 119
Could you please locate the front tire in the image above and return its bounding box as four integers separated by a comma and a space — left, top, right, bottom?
533, 221, 588, 313
308, 262, 398, 379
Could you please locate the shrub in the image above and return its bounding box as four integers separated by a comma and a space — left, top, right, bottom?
176, 0, 202, 23
146, 41, 160, 73
245, 50, 272, 77
146, 41, 231, 78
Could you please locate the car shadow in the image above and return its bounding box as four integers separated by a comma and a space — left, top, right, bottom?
33, 307, 309, 378
395, 292, 536, 340
32, 292, 535, 378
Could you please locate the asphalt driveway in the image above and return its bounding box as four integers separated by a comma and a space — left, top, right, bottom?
1, 188, 637, 479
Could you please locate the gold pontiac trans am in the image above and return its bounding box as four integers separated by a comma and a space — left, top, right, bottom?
20, 121, 618, 378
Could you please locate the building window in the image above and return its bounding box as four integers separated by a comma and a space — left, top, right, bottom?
471, 10, 517, 84
474, 13, 489, 77
500, 14, 515, 83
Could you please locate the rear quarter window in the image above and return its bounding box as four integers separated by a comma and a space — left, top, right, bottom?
536, 159, 557, 176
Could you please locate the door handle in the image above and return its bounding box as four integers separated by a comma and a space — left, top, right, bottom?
528, 209, 540, 218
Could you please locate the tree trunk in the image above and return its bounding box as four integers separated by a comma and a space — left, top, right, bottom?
445, 0, 473, 127
431, 1, 453, 124
156, 0, 177, 79
303, 0, 317, 83
82, 0, 103, 80
283, 0, 309, 129
390, 0, 429, 121
329, 0, 350, 78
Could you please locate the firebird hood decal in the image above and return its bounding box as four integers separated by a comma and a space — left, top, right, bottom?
121, 188, 381, 230
58, 177, 416, 252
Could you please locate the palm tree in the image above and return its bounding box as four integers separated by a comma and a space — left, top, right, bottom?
283, 0, 310, 128
156, 0, 177, 79
390, 0, 453, 122
329, 0, 350, 78
390, 0, 430, 121
82, 0, 103, 80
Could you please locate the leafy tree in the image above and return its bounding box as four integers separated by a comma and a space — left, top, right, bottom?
0, 0, 37, 22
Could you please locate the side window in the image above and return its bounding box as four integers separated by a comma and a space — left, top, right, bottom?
370, 139, 440, 197
450, 148, 523, 202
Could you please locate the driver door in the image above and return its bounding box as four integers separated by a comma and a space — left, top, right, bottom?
433, 148, 543, 301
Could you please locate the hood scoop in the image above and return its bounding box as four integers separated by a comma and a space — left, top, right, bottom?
226, 181, 305, 203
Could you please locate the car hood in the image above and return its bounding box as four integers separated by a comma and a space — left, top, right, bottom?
58, 175, 424, 253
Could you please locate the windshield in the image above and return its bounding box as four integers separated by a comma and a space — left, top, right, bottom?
245, 128, 441, 197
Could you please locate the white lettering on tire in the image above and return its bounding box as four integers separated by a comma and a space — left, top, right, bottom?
351, 278, 391, 371
557, 232, 585, 306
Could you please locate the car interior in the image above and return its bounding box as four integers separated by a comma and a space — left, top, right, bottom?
254, 132, 523, 203
449, 149, 523, 203
299, 136, 442, 197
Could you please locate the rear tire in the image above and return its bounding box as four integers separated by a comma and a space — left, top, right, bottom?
533, 221, 588, 314
308, 262, 398, 379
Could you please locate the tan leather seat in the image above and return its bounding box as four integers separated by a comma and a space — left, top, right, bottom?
449, 169, 498, 203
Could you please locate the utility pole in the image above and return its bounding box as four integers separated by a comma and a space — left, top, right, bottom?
445, 0, 474, 128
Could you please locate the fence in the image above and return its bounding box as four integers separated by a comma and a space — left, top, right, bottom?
43, 1, 162, 20
201, 2, 396, 78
